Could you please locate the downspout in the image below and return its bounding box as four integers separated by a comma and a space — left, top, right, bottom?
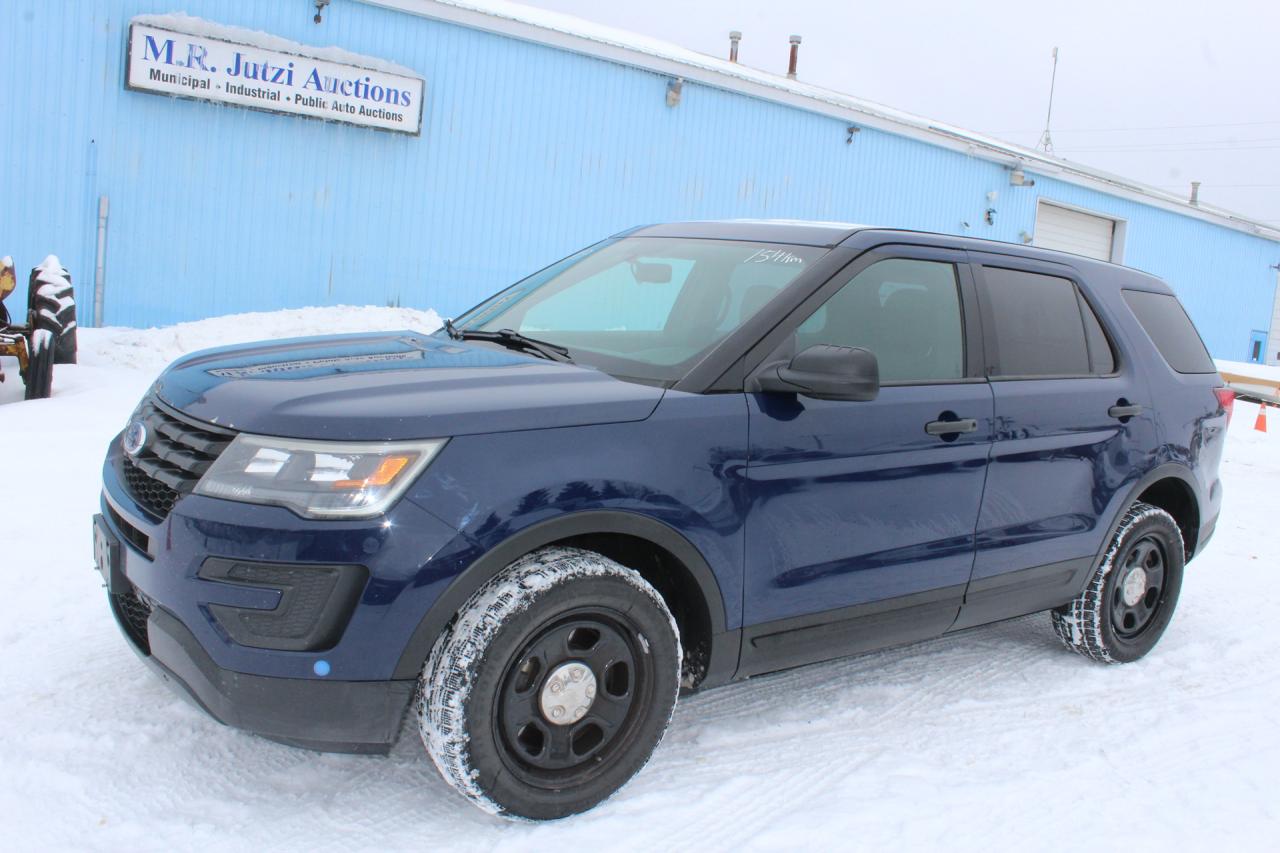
93, 195, 109, 327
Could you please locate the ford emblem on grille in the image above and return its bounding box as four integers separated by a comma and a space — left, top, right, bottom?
122, 420, 148, 457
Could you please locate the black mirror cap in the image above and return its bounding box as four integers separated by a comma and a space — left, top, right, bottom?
757, 344, 880, 402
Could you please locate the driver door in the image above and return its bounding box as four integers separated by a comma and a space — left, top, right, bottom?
739, 247, 994, 676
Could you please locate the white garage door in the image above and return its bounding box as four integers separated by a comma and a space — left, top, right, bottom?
1034, 202, 1116, 261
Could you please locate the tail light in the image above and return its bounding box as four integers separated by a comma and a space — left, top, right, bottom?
1214, 387, 1235, 425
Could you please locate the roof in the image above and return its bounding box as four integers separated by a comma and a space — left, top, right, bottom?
358, 0, 1280, 244
626, 219, 867, 246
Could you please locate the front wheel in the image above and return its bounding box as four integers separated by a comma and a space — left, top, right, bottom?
418, 547, 681, 820
1051, 502, 1185, 663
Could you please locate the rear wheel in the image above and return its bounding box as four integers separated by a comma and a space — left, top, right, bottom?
418, 546, 681, 820
22, 329, 54, 400
1051, 502, 1184, 663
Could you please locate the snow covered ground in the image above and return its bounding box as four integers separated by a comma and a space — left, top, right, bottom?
1, 307, 1277, 850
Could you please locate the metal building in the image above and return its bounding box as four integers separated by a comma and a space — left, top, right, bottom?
3, 0, 1278, 362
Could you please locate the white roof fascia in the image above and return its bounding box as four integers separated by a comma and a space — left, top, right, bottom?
356, 0, 1280, 243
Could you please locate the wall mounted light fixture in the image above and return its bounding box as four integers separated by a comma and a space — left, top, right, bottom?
1009, 167, 1035, 187
314, 0, 330, 24
666, 78, 683, 108
846, 125, 861, 144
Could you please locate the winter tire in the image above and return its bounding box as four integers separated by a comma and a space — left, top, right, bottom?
418, 546, 681, 820
1051, 501, 1184, 664
23, 328, 54, 400
28, 260, 77, 364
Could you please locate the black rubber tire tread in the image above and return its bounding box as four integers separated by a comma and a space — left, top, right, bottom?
29, 274, 77, 365
1051, 501, 1184, 664
417, 546, 681, 820
23, 328, 54, 400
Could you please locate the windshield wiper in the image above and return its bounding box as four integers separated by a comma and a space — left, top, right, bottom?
442, 319, 573, 363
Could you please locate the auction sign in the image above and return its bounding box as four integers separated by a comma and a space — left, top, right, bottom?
125, 20, 425, 135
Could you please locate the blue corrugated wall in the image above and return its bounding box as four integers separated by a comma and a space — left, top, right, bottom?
1, 0, 1276, 360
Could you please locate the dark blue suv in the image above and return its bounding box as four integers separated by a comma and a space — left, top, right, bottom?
94, 221, 1231, 819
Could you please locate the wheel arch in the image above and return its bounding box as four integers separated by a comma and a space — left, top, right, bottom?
392, 510, 736, 686
1096, 464, 1203, 573
1134, 473, 1201, 559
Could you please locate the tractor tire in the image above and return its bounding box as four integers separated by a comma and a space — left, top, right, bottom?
28, 261, 77, 364
23, 329, 54, 400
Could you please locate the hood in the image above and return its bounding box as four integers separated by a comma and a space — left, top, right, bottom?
153, 331, 664, 440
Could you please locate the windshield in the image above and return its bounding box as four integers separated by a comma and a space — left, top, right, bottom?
450, 237, 827, 382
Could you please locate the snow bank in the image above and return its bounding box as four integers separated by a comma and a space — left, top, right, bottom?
80, 304, 441, 373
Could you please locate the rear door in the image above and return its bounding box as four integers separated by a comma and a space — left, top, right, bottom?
955, 252, 1158, 628
740, 246, 994, 675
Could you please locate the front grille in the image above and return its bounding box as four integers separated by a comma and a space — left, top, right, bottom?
121, 397, 236, 519
123, 458, 179, 518
111, 587, 154, 654
106, 501, 151, 557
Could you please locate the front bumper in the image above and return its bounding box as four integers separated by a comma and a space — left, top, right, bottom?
98, 432, 473, 752
110, 587, 415, 753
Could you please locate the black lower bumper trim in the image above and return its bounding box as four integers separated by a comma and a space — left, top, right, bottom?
135, 604, 415, 754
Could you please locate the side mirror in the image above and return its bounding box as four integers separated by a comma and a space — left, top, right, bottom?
756, 345, 880, 402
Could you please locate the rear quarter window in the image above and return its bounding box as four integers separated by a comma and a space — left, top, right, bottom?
1121, 289, 1216, 374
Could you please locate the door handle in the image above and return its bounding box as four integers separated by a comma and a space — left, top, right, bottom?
925, 417, 978, 436
1108, 403, 1143, 420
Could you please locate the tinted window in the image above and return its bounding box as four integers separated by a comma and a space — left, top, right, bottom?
1079, 294, 1115, 374
796, 259, 964, 383
1122, 289, 1216, 373
982, 267, 1090, 377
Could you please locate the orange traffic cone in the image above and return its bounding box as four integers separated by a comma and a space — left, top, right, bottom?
1255, 403, 1268, 433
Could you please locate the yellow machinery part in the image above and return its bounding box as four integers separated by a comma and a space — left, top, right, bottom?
0, 257, 15, 302
0, 335, 28, 375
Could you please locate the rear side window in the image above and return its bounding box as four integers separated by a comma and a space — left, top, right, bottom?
980, 267, 1091, 377
1122, 289, 1216, 373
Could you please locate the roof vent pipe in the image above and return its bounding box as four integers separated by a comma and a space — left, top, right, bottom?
729, 31, 741, 63
787, 35, 801, 79
1190, 181, 1201, 206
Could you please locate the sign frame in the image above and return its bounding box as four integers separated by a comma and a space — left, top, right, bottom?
124, 20, 426, 136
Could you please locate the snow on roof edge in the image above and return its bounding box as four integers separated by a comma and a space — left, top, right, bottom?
132, 13, 421, 77
359, 0, 1280, 243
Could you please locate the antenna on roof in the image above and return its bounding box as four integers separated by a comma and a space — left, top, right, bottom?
1038, 47, 1059, 153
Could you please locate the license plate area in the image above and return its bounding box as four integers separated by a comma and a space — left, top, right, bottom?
93, 514, 125, 594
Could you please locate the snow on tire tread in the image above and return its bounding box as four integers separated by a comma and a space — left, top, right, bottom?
1051, 501, 1182, 663
416, 546, 681, 816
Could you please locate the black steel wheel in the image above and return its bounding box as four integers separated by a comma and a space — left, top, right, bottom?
1052, 502, 1185, 663
1110, 535, 1166, 639
495, 610, 653, 787
419, 547, 681, 820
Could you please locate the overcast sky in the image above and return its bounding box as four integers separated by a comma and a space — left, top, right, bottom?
524, 0, 1280, 227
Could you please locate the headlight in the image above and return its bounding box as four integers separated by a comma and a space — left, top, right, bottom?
194, 434, 447, 518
